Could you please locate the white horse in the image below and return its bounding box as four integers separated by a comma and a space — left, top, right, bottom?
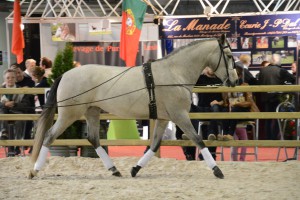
29, 34, 238, 179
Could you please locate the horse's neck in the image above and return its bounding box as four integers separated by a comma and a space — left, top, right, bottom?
162, 42, 214, 85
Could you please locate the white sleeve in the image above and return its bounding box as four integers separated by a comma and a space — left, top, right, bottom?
192, 93, 199, 106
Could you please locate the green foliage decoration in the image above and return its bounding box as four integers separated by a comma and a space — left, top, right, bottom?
48, 42, 81, 139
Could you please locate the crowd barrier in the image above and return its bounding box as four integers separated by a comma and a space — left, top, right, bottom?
0, 85, 299, 149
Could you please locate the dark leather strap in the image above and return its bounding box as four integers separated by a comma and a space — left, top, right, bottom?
143, 62, 157, 119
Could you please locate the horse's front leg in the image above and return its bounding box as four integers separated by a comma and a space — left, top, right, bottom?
174, 113, 224, 179
131, 119, 168, 177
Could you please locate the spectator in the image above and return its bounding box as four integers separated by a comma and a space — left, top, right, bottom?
178, 67, 223, 161
24, 59, 36, 78
40, 57, 53, 78
31, 66, 50, 108
195, 67, 223, 160
9, 64, 35, 142
220, 66, 259, 142
0, 69, 34, 156
10, 64, 35, 88
73, 61, 81, 68
235, 54, 258, 85
258, 54, 295, 140
256, 61, 270, 81
291, 62, 297, 77
175, 103, 200, 160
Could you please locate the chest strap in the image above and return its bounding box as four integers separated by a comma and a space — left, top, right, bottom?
143, 63, 157, 119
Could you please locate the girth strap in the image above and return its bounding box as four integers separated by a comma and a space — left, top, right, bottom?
143, 62, 157, 119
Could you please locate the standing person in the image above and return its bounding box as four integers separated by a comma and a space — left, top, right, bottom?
9, 64, 35, 143
291, 62, 297, 78
258, 54, 295, 140
235, 54, 258, 85
40, 57, 52, 78
256, 61, 270, 81
195, 67, 223, 160
24, 59, 36, 78
31, 66, 50, 108
10, 64, 35, 88
73, 61, 81, 68
178, 67, 223, 160
175, 103, 200, 160
0, 69, 34, 156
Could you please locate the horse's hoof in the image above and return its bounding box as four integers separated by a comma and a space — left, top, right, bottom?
131, 165, 141, 177
28, 170, 38, 179
213, 166, 224, 179
112, 171, 122, 177
109, 166, 122, 177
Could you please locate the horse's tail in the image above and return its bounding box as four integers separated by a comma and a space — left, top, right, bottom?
31, 76, 63, 163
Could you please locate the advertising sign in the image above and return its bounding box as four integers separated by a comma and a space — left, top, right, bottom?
159, 13, 300, 39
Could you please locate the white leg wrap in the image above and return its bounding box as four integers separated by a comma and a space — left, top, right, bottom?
201, 147, 217, 169
34, 146, 49, 171
96, 147, 114, 170
137, 149, 155, 167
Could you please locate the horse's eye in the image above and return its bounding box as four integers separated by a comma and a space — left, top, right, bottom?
227, 54, 232, 59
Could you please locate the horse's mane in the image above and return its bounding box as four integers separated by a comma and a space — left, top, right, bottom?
156, 38, 217, 62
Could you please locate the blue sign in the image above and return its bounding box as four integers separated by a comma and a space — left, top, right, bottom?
159, 13, 300, 39
159, 17, 235, 39
237, 14, 300, 37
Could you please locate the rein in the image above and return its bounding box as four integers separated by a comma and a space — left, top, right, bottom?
40, 39, 234, 109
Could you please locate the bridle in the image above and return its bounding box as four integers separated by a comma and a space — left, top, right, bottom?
213, 39, 235, 85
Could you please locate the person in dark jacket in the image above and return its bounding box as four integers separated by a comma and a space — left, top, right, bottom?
0, 69, 35, 156
31, 66, 50, 108
235, 54, 258, 85
258, 54, 295, 140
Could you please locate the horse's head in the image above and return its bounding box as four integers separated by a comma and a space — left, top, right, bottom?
207, 34, 238, 87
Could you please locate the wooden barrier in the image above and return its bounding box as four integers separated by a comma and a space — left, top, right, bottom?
0, 86, 299, 149
1, 85, 300, 94
0, 139, 299, 147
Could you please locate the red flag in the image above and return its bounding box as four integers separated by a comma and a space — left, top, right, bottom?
119, 0, 147, 67
11, 0, 25, 64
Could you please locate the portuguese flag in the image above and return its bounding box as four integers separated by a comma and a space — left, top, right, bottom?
120, 0, 147, 67
11, 0, 25, 64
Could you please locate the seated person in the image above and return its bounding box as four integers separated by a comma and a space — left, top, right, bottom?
0, 69, 35, 156
220, 65, 259, 140
231, 127, 248, 161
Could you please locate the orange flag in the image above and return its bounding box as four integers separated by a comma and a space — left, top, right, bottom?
11, 0, 25, 64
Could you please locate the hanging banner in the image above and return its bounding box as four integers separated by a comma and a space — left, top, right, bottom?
237, 14, 300, 37
72, 41, 157, 66
159, 17, 235, 39
159, 13, 300, 39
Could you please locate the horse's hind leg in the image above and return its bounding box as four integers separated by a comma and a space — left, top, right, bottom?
85, 107, 121, 177
29, 114, 80, 179
131, 119, 168, 177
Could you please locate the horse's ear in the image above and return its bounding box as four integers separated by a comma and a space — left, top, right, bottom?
220, 34, 226, 45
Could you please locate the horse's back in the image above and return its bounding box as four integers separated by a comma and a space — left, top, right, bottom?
56, 64, 149, 118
